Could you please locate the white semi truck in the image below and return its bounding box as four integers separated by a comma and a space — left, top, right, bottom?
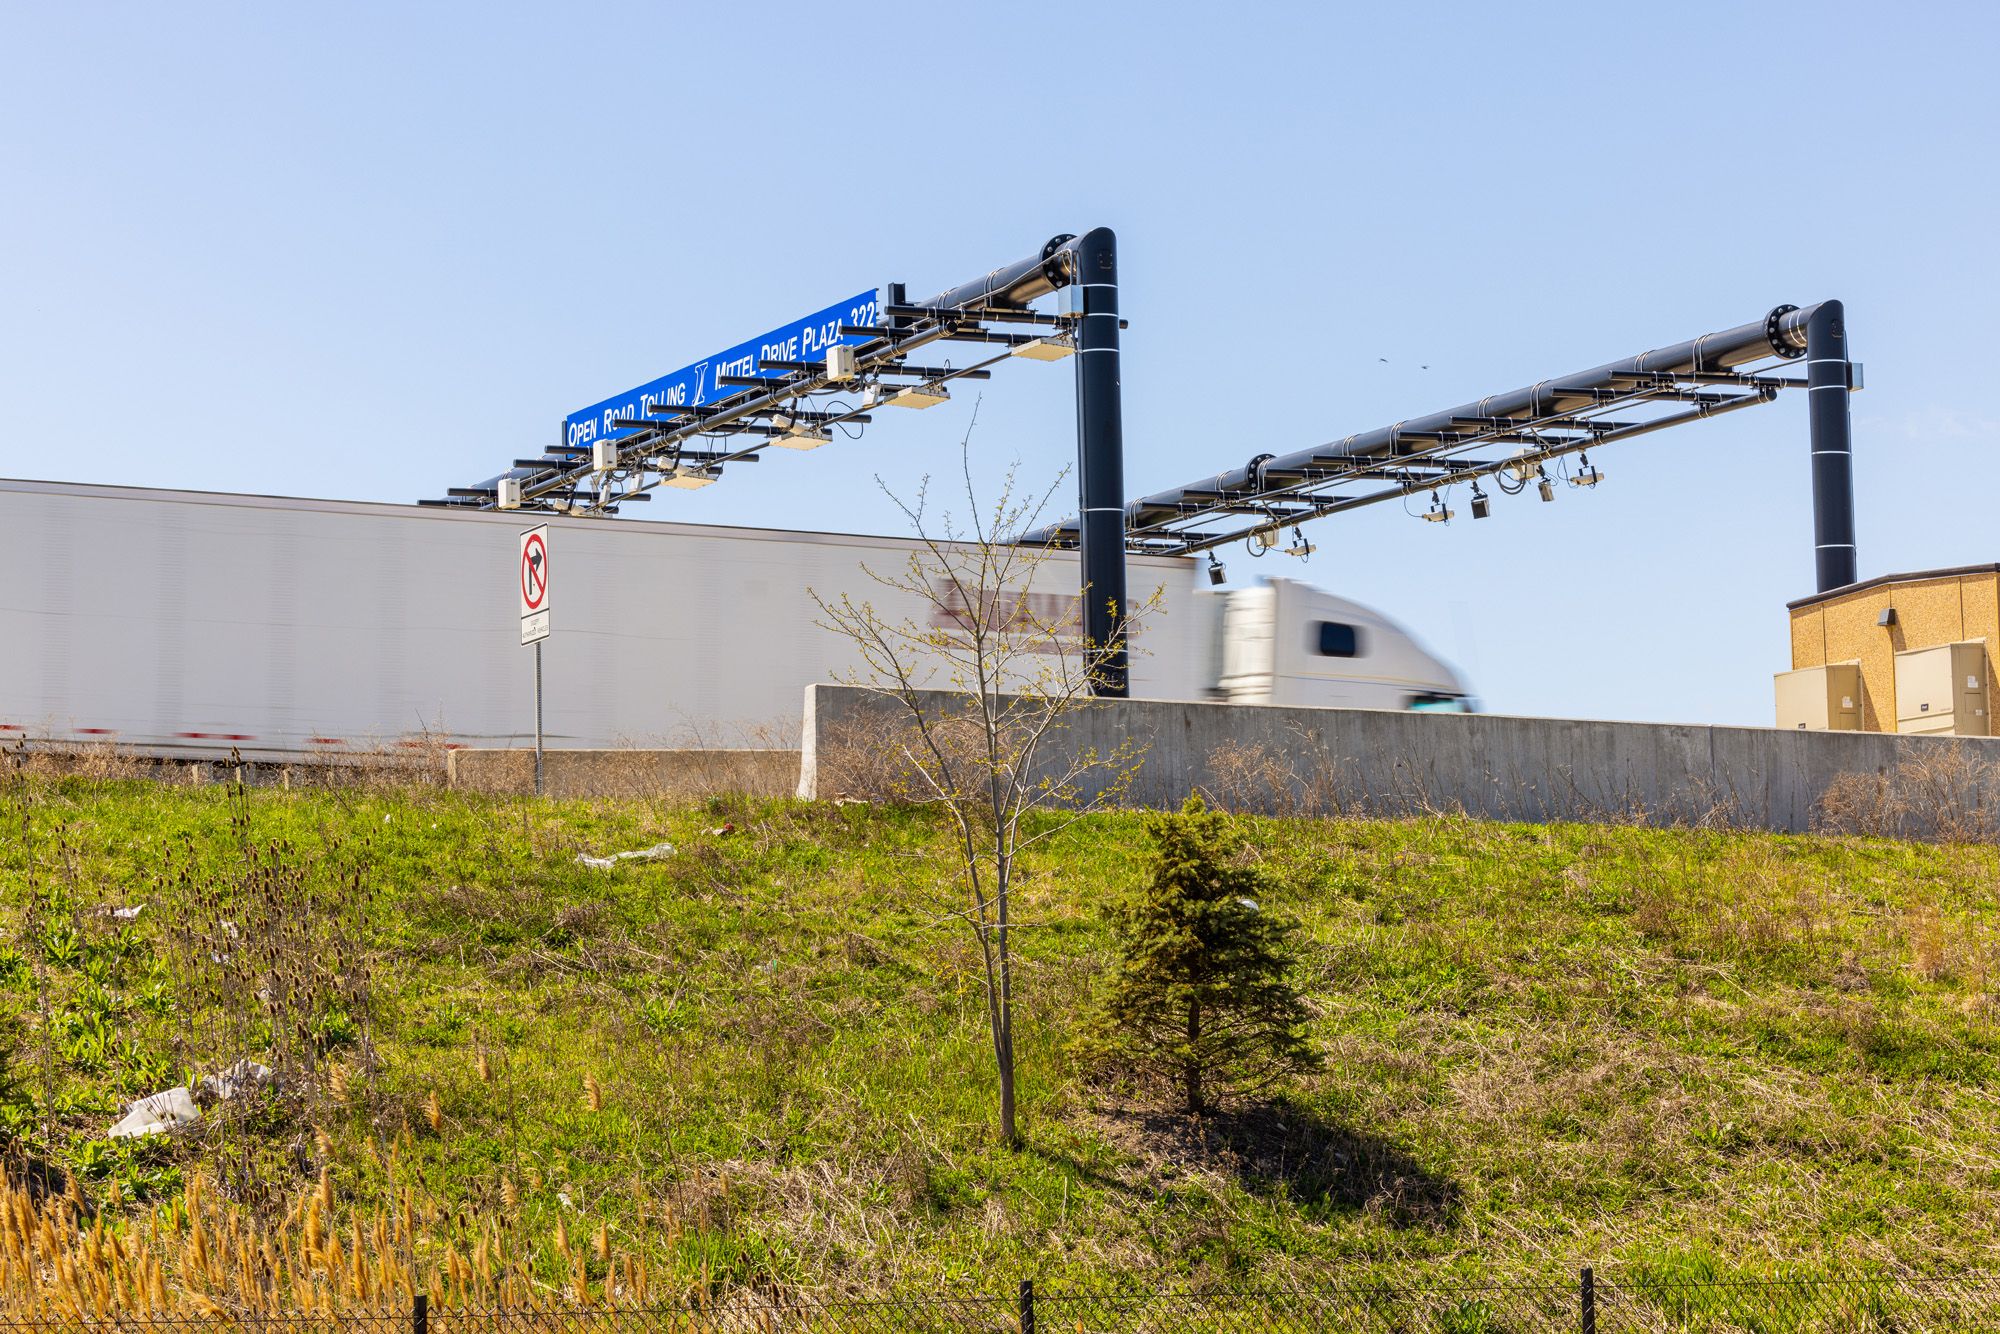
0, 478, 1472, 762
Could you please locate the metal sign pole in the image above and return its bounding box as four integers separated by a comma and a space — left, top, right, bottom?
518, 523, 551, 795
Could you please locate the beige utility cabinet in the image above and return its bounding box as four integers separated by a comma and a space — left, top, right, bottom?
1894, 642, 1990, 736
1775, 662, 1863, 731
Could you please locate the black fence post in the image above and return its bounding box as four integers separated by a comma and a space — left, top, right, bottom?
1580, 1266, 1595, 1334
413, 1292, 428, 1334
1019, 1278, 1036, 1334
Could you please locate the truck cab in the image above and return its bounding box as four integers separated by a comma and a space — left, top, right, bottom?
1215, 577, 1472, 711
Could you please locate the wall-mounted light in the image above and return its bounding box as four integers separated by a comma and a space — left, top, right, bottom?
1877, 607, 1897, 628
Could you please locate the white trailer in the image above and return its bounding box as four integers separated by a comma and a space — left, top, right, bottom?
0, 479, 1470, 762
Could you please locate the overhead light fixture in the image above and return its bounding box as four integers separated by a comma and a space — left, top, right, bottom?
769, 417, 831, 450
1470, 483, 1491, 520
1422, 492, 1453, 524
1012, 335, 1076, 362
1207, 553, 1227, 586
890, 382, 950, 409
1570, 452, 1605, 487
1537, 470, 1556, 503
660, 466, 718, 490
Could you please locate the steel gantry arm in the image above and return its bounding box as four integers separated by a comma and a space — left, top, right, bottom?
422, 235, 1095, 519
423, 229, 1137, 693
1021, 300, 1861, 594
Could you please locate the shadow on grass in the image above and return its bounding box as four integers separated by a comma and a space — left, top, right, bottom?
1089, 1097, 1461, 1228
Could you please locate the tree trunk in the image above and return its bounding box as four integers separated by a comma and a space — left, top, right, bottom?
1185, 996, 1202, 1114
995, 857, 1020, 1147
996, 1020, 1017, 1147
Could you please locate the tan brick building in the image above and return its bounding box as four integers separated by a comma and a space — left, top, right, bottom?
1783, 565, 1997, 734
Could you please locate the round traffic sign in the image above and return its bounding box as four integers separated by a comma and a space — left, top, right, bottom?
521, 531, 548, 611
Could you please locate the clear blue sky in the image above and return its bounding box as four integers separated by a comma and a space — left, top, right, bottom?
4, 3, 1994, 724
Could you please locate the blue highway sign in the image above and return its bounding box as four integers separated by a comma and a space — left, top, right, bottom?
563, 289, 880, 450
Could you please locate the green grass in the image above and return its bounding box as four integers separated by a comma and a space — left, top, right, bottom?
3, 772, 1999, 1294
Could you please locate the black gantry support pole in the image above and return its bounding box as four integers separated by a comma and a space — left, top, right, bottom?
1072, 227, 1129, 696
1805, 300, 1857, 592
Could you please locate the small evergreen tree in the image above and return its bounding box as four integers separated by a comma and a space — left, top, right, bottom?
1092, 797, 1320, 1113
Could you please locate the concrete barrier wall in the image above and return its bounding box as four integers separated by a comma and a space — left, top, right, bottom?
799, 684, 2000, 834
449, 748, 799, 800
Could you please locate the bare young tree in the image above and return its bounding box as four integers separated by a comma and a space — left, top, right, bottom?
813, 427, 1153, 1147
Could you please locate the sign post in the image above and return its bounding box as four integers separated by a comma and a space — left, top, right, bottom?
519, 525, 550, 795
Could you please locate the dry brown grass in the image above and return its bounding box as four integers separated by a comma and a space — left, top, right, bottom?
1817, 747, 2000, 844
0, 739, 160, 784
447, 747, 798, 802
1197, 734, 1365, 819
1192, 730, 1730, 828
0, 736, 456, 792
0, 1165, 667, 1318
806, 711, 946, 803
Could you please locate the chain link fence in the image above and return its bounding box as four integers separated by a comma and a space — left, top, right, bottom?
7, 1272, 2000, 1331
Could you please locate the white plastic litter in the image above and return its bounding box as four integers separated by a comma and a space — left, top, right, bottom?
201, 1059, 274, 1101
108, 1087, 200, 1139
91, 904, 146, 921
575, 841, 675, 870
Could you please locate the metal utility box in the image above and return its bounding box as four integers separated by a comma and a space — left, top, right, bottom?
1894, 642, 1990, 737
1775, 663, 1863, 731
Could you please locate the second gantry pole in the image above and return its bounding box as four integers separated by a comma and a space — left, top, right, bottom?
1069, 228, 1129, 697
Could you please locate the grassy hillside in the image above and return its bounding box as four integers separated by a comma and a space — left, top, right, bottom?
3, 772, 2000, 1305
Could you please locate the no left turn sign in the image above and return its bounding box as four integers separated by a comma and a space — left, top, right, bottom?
519, 526, 550, 645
